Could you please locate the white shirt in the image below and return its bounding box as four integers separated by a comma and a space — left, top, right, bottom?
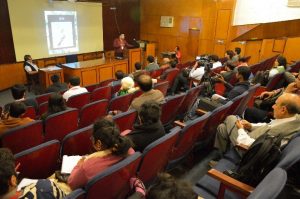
189, 67, 205, 86
63, 86, 88, 101
24, 61, 39, 72
213, 61, 222, 68
236, 116, 297, 146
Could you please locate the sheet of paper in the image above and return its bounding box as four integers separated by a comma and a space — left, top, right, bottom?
17, 178, 38, 191
61, 155, 82, 174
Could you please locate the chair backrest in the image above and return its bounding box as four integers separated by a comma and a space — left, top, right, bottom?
91, 85, 112, 102
67, 92, 90, 110
235, 84, 260, 116
99, 78, 115, 87
265, 72, 284, 91
64, 189, 85, 199
109, 93, 134, 112
60, 125, 93, 158
168, 113, 211, 165
160, 93, 186, 126
288, 60, 300, 73
250, 62, 264, 75
219, 57, 228, 64
177, 85, 202, 118
79, 100, 108, 128
248, 168, 287, 199
138, 127, 180, 184
227, 91, 249, 115
85, 83, 99, 93
261, 54, 279, 71
132, 89, 143, 100
112, 83, 122, 95
44, 108, 79, 142
113, 109, 137, 132
22, 106, 36, 120
276, 136, 300, 170
0, 120, 44, 154
36, 92, 54, 106
85, 152, 142, 199
154, 81, 169, 96
14, 140, 60, 179
150, 68, 164, 78
165, 68, 180, 88
38, 101, 48, 116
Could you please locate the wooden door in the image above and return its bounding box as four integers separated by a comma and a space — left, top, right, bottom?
187, 29, 200, 58
245, 40, 262, 65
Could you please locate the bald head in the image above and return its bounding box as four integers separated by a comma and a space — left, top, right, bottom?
273, 93, 300, 119
137, 74, 153, 92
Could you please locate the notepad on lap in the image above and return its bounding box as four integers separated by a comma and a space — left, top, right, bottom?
61, 155, 82, 174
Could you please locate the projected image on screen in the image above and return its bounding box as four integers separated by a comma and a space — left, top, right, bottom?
45, 11, 79, 55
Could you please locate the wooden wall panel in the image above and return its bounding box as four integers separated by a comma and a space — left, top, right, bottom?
283, 37, 300, 62
215, 10, 231, 40
244, 41, 262, 65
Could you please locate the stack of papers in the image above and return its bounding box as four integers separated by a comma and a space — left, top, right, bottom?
61, 155, 82, 174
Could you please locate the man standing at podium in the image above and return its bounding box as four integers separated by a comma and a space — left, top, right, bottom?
113, 33, 133, 58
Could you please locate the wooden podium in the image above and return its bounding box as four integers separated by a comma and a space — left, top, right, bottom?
39, 66, 64, 89
128, 48, 142, 73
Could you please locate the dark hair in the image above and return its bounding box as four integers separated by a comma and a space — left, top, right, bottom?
137, 74, 152, 92
48, 93, 66, 114
134, 62, 142, 70
147, 55, 155, 63
170, 61, 177, 68
147, 173, 198, 199
237, 66, 251, 81
9, 102, 26, 118
11, 84, 26, 100
69, 76, 80, 86
225, 61, 236, 70
226, 50, 234, 59
51, 74, 60, 83
139, 101, 161, 125
277, 55, 287, 68
281, 98, 300, 115
209, 54, 219, 62
235, 47, 241, 55
238, 57, 247, 63
93, 118, 131, 156
0, 148, 16, 196
24, 54, 31, 61
115, 70, 125, 80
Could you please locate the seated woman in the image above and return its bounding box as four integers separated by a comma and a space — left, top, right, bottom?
269, 55, 287, 78
41, 93, 67, 121
67, 118, 133, 190
117, 77, 137, 96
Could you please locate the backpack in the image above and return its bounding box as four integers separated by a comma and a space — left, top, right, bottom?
225, 133, 284, 187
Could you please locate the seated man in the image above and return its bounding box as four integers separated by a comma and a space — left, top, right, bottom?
160, 57, 171, 70
0, 102, 34, 135
62, 76, 88, 101
110, 70, 125, 86
129, 62, 145, 82
189, 61, 205, 86
3, 84, 38, 116
214, 93, 300, 154
145, 55, 159, 72
126, 101, 165, 152
45, 74, 68, 93
129, 74, 165, 111
159, 61, 177, 80
209, 54, 222, 68
170, 68, 189, 95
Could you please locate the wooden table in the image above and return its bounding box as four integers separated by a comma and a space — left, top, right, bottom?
61, 58, 128, 86
39, 66, 64, 89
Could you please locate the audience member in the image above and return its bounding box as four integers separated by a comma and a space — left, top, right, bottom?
145, 55, 160, 72
233, 47, 241, 62
130, 62, 145, 81
214, 93, 300, 154
45, 74, 68, 93
237, 57, 249, 67
110, 70, 125, 86
171, 68, 190, 95
218, 61, 236, 82
62, 76, 88, 101
175, 46, 182, 63
269, 55, 287, 78
225, 50, 237, 63
189, 61, 205, 86
68, 118, 133, 190
0, 102, 34, 136
130, 74, 165, 111
160, 57, 171, 70
117, 77, 137, 96
41, 93, 67, 121
209, 54, 222, 68
0, 148, 66, 198
126, 101, 165, 152
159, 61, 177, 80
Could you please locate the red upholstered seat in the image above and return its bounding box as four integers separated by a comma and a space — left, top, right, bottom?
44, 108, 79, 142
85, 83, 99, 92
150, 68, 164, 78
111, 83, 122, 95
22, 106, 36, 120
164, 68, 180, 88
67, 92, 90, 110
108, 93, 134, 112
36, 92, 54, 106
0, 120, 43, 154
113, 109, 137, 132
79, 100, 108, 128
14, 140, 60, 179
90, 86, 112, 102
154, 81, 169, 96
99, 78, 114, 87
38, 101, 48, 116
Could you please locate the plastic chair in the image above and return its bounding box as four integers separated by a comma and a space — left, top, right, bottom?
91, 86, 112, 102
44, 108, 79, 142
14, 140, 60, 179
0, 120, 43, 154
67, 92, 90, 110
113, 109, 137, 132
79, 100, 108, 128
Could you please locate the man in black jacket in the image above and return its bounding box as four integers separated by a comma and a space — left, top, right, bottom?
45, 74, 68, 93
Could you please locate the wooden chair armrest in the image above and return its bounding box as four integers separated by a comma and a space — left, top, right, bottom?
235, 143, 249, 151
207, 169, 254, 196
174, 120, 186, 128
196, 108, 208, 116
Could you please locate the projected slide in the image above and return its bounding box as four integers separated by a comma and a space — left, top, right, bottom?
45, 11, 79, 55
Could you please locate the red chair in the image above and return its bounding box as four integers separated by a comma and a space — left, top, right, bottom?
36, 92, 54, 106
265, 72, 285, 91
154, 81, 169, 96
14, 140, 60, 179
288, 60, 300, 73
44, 108, 79, 142
132, 89, 143, 100
227, 91, 249, 115
108, 93, 134, 112
79, 100, 108, 128
165, 68, 180, 88
38, 102, 48, 116
22, 106, 36, 119
219, 57, 228, 65
84, 152, 142, 199
250, 62, 264, 75
67, 92, 90, 110
65, 189, 85, 199
61, 125, 93, 157
168, 114, 211, 170
138, 127, 180, 184
85, 83, 99, 92
0, 120, 43, 154
90, 86, 112, 102
99, 78, 114, 87
113, 109, 137, 132
235, 84, 260, 115
150, 68, 164, 78
160, 93, 186, 126
112, 83, 122, 95
261, 54, 279, 71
